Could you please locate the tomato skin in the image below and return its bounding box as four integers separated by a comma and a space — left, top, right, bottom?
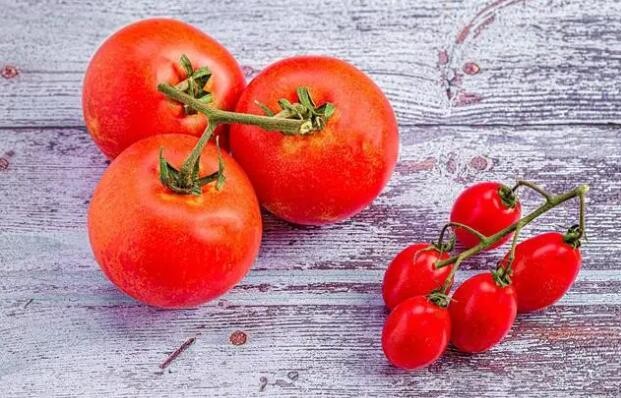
450, 182, 521, 250
230, 56, 399, 225
88, 134, 262, 308
506, 232, 581, 313
382, 243, 453, 310
382, 296, 450, 370
83, 18, 245, 158
449, 273, 517, 353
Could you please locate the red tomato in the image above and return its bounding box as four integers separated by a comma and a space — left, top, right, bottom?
382, 296, 451, 370
88, 134, 262, 308
450, 182, 521, 249
83, 18, 245, 158
449, 273, 517, 353
382, 243, 453, 310
505, 232, 582, 313
229, 56, 399, 225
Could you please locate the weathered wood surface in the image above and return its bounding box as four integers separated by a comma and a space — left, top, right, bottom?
2, 0, 621, 127
1, 0, 620, 397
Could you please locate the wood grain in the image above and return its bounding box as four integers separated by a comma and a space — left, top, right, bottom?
1, 0, 620, 127
1, 0, 621, 396
1, 123, 620, 396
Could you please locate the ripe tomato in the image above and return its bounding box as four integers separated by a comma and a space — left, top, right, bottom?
382, 296, 451, 370
450, 182, 521, 249
505, 232, 582, 313
382, 243, 453, 310
83, 18, 245, 158
88, 134, 262, 308
229, 56, 399, 225
449, 273, 517, 353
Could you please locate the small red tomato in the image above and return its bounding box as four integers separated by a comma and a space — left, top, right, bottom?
450, 182, 521, 249
505, 231, 582, 313
382, 296, 451, 370
382, 243, 453, 310
83, 18, 245, 158
230, 56, 399, 225
88, 134, 262, 308
449, 273, 517, 353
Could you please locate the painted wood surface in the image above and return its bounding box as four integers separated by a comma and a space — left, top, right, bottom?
1, 0, 620, 397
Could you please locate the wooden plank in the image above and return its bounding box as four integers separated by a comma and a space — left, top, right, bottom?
1, 0, 621, 127
1, 123, 620, 396
2, 299, 620, 397
2, 0, 621, 396
1, 125, 618, 270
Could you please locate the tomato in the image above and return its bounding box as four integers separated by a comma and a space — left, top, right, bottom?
83, 18, 245, 158
504, 232, 581, 313
448, 273, 517, 353
88, 134, 262, 308
229, 56, 399, 225
382, 296, 450, 370
450, 182, 521, 249
382, 243, 453, 310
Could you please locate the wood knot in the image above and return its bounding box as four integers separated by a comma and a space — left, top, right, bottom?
1, 65, 19, 79
469, 155, 489, 171
462, 62, 480, 75
229, 330, 247, 346
0, 158, 9, 171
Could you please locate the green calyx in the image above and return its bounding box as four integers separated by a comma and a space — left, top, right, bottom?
563, 224, 583, 248
255, 87, 336, 135
431, 235, 455, 254
159, 126, 225, 195
498, 184, 519, 209
492, 266, 512, 288
176, 55, 213, 115
427, 290, 451, 308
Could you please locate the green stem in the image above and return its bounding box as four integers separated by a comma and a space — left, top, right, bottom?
439, 221, 489, 243
577, 190, 587, 240
440, 257, 463, 294
178, 122, 217, 187
159, 83, 307, 135
512, 180, 553, 202
435, 184, 590, 270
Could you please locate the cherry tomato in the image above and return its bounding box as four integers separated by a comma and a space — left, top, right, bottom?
449, 273, 517, 353
83, 18, 245, 158
382, 243, 453, 310
230, 56, 399, 225
382, 296, 451, 370
504, 232, 582, 313
450, 182, 521, 250
88, 134, 262, 308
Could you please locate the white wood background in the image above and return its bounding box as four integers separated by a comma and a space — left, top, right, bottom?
1, 0, 620, 397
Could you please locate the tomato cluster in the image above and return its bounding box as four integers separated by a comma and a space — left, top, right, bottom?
82, 20, 588, 370
83, 19, 398, 308
382, 181, 584, 370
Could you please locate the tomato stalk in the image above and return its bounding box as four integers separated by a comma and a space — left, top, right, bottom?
159, 122, 225, 194
156, 55, 337, 195
158, 55, 335, 136
434, 182, 589, 293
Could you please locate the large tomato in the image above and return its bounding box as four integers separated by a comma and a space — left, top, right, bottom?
88, 134, 262, 308
229, 56, 399, 225
83, 18, 245, 158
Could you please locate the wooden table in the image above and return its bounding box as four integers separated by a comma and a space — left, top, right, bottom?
1, 1, 620, 396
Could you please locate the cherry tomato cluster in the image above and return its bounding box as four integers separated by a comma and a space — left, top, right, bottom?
381, 181, 586, 370
83, 19, 398, 308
